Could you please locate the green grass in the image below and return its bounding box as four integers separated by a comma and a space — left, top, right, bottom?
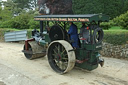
104, 26, 128, 34
109, 26, 122, 30
0, 28, 20, 31
0, 28, 38, 32
105, 26, 127, 31
103, 26, 128, 45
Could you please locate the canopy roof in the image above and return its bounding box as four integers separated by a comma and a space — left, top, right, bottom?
34, 14, 109, 22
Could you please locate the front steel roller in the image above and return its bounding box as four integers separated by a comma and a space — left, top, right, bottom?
47, 40, 76, 74
23, 41, 46, 60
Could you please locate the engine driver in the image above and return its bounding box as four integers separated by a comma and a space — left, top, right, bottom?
68, 22, 79, 48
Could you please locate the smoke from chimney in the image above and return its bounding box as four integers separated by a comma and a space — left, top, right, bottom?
37, 0, 73, 15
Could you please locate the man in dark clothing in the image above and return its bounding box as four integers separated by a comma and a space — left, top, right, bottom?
68, 22, 79, 48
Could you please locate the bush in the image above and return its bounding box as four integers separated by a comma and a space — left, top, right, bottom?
27, 30, 32, 38
12, 13, 33, 29
103, 31, 128, 45
28, 19, 40, 29
0, 19, 16, 28
100, 22, 111, 30
100, 20, 117, 30
0, 21, 11, 28
113, 11, 128, 30
0, 13, 35, 29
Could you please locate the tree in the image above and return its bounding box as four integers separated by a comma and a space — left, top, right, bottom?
0, 7, 2, 20
12, 0, 30, 9
0, 1, 13, 21
113, 11, 128, 30
30, 0, 38, 9
12, 0, 38, 10
3, 0, 21, 15
72, 0, 128, 19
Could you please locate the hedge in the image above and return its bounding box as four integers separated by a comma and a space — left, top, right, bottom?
103, 31, 128, 45
0, 29, 128, 45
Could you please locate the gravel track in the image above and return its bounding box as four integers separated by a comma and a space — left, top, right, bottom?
0, 42, 128, 85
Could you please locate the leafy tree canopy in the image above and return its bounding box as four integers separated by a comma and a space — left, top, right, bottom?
73, 0, 128, 19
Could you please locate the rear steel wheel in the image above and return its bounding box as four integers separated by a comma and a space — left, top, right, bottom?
47, 40, 76, 74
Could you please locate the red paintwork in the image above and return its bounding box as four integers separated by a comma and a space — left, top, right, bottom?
25, 38, 35, 50
76, 59, 88, 64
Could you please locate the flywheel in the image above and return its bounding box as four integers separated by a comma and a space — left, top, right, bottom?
49, 25, 65, 41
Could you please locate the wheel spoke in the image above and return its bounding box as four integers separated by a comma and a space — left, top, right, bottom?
63, 62, 68, 70
61, 49, 66, 55
58, 44, 61, 53
57, 60, 61, 68
52, 54, 57, 56
55, 44, 61, 54
55, 46, 58, 53
62, 61, 65, 70
63, 54, 68, 57
53, 49, 58, 55
61, 62, 64, 70
54, 45, 68, 70
62, 61, 68, 70
62, 58, 68, 60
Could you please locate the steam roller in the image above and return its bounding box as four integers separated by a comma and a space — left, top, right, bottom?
22, 14, 109, 74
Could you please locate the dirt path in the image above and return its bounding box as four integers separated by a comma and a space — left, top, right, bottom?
0, 42, 128, 85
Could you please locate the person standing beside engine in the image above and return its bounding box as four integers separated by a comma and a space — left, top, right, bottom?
68, 22, 79, 48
